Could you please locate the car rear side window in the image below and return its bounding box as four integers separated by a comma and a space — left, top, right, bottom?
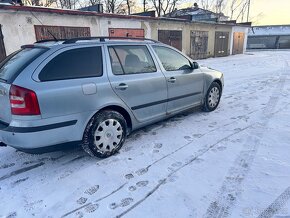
39, 47, 102, 81
0, 48, 47, 83
108, 45, 156, 75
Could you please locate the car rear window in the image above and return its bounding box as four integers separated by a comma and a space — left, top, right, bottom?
39, 46, 103, 81
0, 48, 47, 83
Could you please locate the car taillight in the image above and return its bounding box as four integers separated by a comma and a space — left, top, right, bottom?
9, 85, 41, 115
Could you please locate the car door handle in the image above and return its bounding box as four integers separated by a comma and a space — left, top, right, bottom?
167, 77, 176, 83
115, 83, 128, 90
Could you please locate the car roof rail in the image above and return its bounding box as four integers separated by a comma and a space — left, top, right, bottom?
35, 39, 67, 43
62, 36, 159, 44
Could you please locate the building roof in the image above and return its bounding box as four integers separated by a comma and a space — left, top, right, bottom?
249, 25, 290, 36
165, 7, 228, 20
0, 4, 249, 27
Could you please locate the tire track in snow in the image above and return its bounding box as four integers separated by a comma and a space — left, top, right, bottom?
115, 125, 253, 218
203, 69, 288, 218
257, 187, 290, 218
0, 162, 45, 182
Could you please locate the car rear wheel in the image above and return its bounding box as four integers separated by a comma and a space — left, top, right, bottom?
202, 82, 222, 112
82, 110, 127, 158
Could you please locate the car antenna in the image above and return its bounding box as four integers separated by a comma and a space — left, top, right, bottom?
29, 11, 58, 41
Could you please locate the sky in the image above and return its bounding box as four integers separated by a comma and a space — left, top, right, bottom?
250, 0, 290, 25
180, 0, 290, 26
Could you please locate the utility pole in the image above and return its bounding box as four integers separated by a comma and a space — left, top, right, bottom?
247, 0, 251, 22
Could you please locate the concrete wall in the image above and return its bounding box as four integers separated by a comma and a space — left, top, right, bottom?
0, 7, 249, 58
0, 10, 146, 55
145, 20, 233, 58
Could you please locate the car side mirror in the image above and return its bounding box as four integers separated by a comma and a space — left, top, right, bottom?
192, 62, 199, 70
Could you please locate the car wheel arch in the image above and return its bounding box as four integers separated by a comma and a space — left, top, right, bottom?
84, 105, 133, 136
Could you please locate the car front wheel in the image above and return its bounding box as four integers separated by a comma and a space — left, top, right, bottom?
202, 82, 222, 112
82, 110, 127, 158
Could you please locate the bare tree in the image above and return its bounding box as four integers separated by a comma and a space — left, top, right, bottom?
234, 0, 248, 22
149, 0, 179, 16
126, 0, 136, 14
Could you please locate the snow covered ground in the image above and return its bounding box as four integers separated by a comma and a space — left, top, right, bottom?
1, 51, 290, 218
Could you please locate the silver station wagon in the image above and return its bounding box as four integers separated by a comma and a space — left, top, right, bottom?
0, 37, 224, 158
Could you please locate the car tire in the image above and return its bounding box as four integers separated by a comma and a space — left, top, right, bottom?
82, 110, 127, 158
202, 82, 222, 112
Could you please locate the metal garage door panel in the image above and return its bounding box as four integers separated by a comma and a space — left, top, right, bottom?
233, 32, 245, 55
215, 31, 229, 57
158, 30, 182, 51
34, 25, 91, 41
190, 30, 208, 59
108, 28, 145, 38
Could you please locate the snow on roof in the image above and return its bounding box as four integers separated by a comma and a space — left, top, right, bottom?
165, 7, 227, 19
249, 25, 290, 36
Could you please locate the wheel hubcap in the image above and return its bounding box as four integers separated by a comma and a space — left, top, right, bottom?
94, 119, 123, 153
208, 87, 220, 108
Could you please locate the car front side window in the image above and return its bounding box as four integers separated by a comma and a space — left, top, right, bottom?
153, 46, 192, 71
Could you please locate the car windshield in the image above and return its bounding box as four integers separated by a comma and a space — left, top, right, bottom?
0, 48, 47, 83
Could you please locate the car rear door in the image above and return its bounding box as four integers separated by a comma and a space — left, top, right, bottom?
106, 44, 167, 122
151, 45, 204, 114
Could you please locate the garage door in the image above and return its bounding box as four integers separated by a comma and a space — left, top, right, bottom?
158, 30, 182, 51
233, 32, 245, 55
214, 31, 229, 57
190, 31, 208, 59
34, 25, 91, 41
0, 25, 6, 62
108, 28, 144, 38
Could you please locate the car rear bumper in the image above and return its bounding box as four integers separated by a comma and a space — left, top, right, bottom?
0, 111, 94, 150
0, 120, 78, 149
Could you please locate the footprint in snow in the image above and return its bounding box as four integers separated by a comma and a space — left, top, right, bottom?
195, 158, 204, 163
128, 186, 137, 191
109, 202, 118, 210
120, 198, 134, 207
109, 198, 134, 209
171, 162, 182, 168
85, 203, 99, 213
135, 168, 148, 176
217, 146, 227, 151
6, 212, 17, 218
136, 181, 149, 187
153, 149, 160, 153
75, 211, 84, 218
125, 174, 134, 180
154, 143, 163, 149
84, 185, 99, 195
168, 175, 178, 183
184, 136, 193, 141
192, 134, 203, 138
0, 163, 15, 169
77, 197, 88, 205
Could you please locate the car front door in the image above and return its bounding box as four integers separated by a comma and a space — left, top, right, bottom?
106, 44, 167, 122
152, 45, 204, 114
